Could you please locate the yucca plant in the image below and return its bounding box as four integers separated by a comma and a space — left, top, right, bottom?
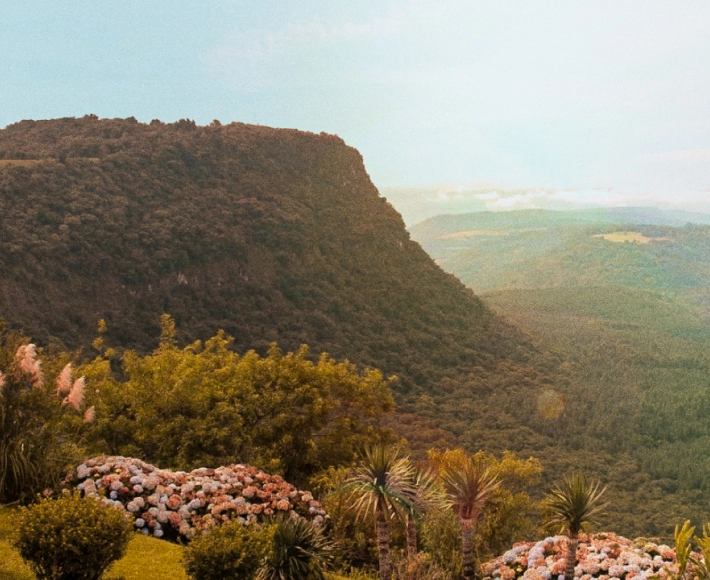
439, 457, 499, 580
692, 522, 710, 580
344, 444, 418, 580
545, 474, 607, 580
257, 516, 335, 580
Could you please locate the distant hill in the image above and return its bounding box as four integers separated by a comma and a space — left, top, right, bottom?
411, 208, 710, 295
411, 208, 710, 534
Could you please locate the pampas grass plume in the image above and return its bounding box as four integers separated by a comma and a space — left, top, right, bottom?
66, 376, 86, 411
83, 405, 96, 423
16, 344, 44, 388
57, 364, 73, 397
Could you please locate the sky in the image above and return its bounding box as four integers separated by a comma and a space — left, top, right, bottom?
2, 1, 710, 215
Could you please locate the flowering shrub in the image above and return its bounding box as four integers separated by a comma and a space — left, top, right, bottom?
70, 456, 327, 540
13, 491, 132, 580
481, 532, 683, 580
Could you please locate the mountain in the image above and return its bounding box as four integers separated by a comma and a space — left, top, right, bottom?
0, 116, 544, 396
411, 208, 710, 534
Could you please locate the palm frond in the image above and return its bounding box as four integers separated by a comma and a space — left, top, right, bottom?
343, 444, 418, 521
545, 474, 607, 534
440, 458, 499, 522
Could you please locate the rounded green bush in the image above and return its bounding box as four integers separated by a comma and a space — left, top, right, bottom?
12, 491, 132, 580
183, 520, 275, 580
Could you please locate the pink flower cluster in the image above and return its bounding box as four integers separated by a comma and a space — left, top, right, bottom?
482, 533, 683, 580
70, 456, 326, 540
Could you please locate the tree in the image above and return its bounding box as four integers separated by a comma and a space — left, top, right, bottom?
424, 449, 542, 577
344, 444, 418, 580
545, 474, 607, 580
80, 316, 396, 482
438, 454, 499, 580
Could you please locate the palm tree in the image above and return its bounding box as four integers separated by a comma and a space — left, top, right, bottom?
545, 474, 607, 580
439, 457, 499, 580
344, 444, 418, 580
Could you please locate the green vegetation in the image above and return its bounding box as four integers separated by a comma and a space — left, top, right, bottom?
409, 208, 710, 538
13, 492, 132, 580
434, 450, 499, 580
0, 505, 187, 580
345, 445, 419, 580
183, 520, 274, 580
0, 323, 90, 503
257, 517, 336, 580
0, 116, 505, 398
5, 117, 710, 564
80, 315, 396, 484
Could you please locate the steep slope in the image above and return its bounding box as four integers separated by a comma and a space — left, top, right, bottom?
0, 116, 534, 395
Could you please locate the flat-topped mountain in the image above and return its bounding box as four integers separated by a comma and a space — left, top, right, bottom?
0, 116, 537, 395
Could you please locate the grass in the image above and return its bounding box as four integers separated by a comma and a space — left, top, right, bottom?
0, 505, 187, 580
593, 231, 669, 244
0, 505, 369, 579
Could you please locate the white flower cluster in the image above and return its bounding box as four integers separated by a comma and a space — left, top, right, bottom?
482, 532, 685, 580
72, 456, 327, 540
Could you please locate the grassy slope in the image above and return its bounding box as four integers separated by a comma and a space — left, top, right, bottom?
0, 506, 187, 580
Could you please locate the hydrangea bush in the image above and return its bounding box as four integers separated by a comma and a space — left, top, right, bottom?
481, 532, 685, 580
68, 456, 327, 541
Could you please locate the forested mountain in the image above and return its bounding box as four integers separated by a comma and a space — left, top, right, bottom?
0, 118, 700, 538
0, 116, 515, 393
411, 209, 710, 536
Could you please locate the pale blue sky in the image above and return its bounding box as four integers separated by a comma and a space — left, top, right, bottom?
2, 1, 710, 212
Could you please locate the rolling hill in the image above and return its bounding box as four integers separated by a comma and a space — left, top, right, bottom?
411, 208, 710, 535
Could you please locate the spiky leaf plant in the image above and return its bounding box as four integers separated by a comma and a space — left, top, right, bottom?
439, 458, 499, 580
545, 474, 607, 580
257, 516, 335, 580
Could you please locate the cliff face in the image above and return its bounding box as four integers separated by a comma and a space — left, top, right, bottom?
0, 116, 520, 391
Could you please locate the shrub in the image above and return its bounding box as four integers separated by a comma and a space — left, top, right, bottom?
12, 491, 132, 580
391, 552, 454, 580
257, 516, 336, 580
71, 456, 327, 541
183, 520, 274, 580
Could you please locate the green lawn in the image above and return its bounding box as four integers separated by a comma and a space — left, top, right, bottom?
0, 506, 366, 579
0, 506, 187, 580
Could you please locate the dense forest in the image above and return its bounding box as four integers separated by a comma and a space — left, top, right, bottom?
0, 117, 702, 539
411, 209, 710, 535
